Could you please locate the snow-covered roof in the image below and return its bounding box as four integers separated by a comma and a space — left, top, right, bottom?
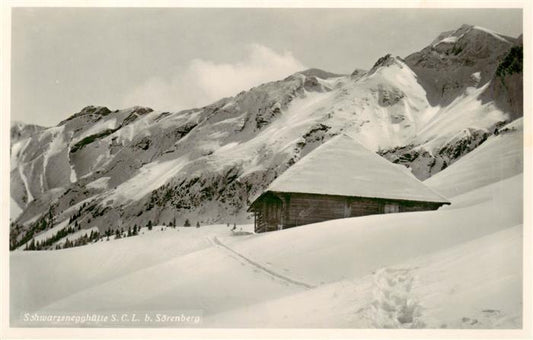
262, 134, 450, 204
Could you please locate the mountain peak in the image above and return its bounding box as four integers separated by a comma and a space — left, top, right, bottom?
59, 105, 112, 126
351, 68, 366, 77
368, 54, 404, 75
126, 106, 154, 115
373, 54, 403, 67
80, 105, 112, 115
431, 24, 513, 47
459, 23, 474, 30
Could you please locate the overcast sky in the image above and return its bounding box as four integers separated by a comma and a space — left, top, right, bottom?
11, 8, 522, 126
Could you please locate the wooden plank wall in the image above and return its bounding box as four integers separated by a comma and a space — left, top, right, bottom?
253, 191, 445, 232
348, 197, 382, 217
286, 193, 346, 227
284, 193, 443, 229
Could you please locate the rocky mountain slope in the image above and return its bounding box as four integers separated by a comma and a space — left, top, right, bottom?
381, 24, 522, 179
404, 24, 517, 106
10, 24, 523, 250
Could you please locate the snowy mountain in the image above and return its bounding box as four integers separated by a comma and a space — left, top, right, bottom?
381, 24, 522, 179
10, 24, 523, 251
405, 24, 517, 106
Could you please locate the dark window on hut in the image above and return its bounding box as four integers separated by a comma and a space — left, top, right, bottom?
384, 203, 399, 214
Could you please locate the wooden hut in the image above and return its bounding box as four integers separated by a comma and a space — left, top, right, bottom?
249, 134, 450, 233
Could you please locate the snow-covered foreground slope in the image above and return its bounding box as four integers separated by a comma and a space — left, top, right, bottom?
10, 225, 302, 326
209, 224, 522, 328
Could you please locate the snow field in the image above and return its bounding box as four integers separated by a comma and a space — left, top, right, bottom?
207, 224, 521, 328
106, 157, 189, 204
